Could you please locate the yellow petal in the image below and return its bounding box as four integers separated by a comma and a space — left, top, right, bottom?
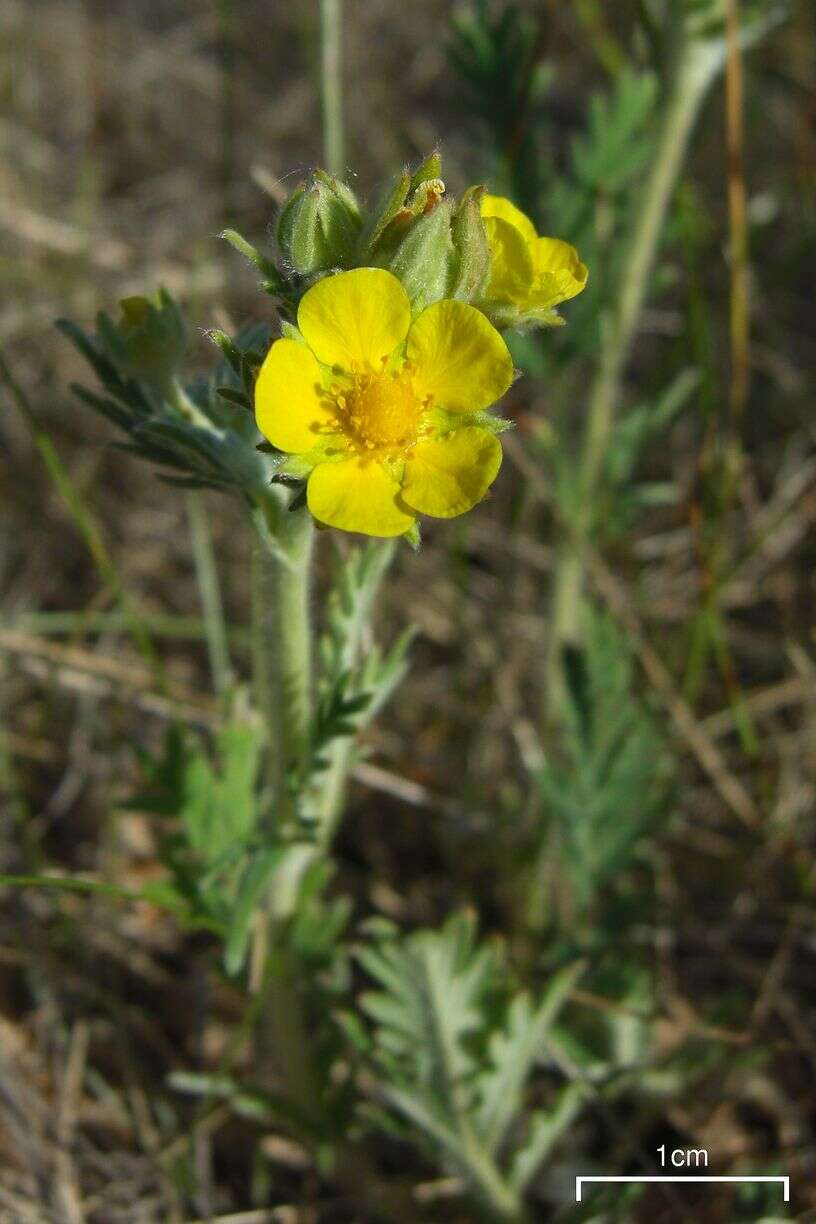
530, 237, 588, 307
297, 267, 411, 370
406, 300, 513, 414
255, 338, 334, 453
307, 456, 415, 537
401, 427, 502, 518
480, 193, 538, 245
483, 217, 535, 303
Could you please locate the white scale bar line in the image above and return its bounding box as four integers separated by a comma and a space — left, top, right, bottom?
576, 1175, 790, 1203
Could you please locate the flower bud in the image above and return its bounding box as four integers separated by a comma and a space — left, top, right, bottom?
374, 177, 446, 250
98, 288, 186, 390
277, 170, 362, 275
375, 200, 455, 312
447, 186, 491, 301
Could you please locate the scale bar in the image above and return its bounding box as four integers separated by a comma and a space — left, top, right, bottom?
576, 1175, 790, 1203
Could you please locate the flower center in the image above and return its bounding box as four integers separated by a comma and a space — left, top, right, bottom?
333, 368, 423, 453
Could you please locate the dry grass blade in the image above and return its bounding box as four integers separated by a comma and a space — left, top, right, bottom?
0, 629, 218, 726
725, 0, 750, 427
53, 1022, 90, 1224
588, 554, 760, 827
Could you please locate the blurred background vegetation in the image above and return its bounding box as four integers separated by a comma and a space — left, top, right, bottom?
1, 1, 815, 1221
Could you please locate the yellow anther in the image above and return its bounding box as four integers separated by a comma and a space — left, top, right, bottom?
331, 365, 424, 454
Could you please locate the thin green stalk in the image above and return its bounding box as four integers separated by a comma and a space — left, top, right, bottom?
272, 509, 314, 774
320, 0, 344, 176
217, 0, 238, 220
316, 539, 395, 850
574, 0, 626, 76
680, 0, 756, 752
185, 491, 232, 700
250, 499, 314, 1089
3, 608, 252, 646
545, 44, 717, 712
0, 348, 163, 685
250, 497, 314, 804
0, 872, 193, 915
725, 0, 750, 429
263, 944, 325, 1125
250, 534, 278, 791
315, 737, 353, 852
458, 1128, 528, 1223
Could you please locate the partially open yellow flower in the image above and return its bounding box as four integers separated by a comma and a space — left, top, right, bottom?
255, 268, 513, 538
480, 194, 588, 313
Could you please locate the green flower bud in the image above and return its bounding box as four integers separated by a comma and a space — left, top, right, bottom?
447, 186, 491, 302
277, 170, 362, 275
375, 199, 455, 313
375, 178, 446, 250
98, 288, 186, 390
275, 182, 306, 255
365, 153, 446, 263
366, 164, 493, 312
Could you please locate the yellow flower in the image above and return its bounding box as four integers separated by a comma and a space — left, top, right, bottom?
480, 194, 588, 313
255, 268, 513, 538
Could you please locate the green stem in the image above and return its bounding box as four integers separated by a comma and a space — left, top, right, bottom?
185, 491, 232, 700
545, 44, 717, 713
319, 0, 344, 176
4, 608, 252, 645
251, 533, 277, 789
315, 539, 395, 850
251, 498, 315, 1086
263, 944, 324, 1123
249, 520, 420, 1216
217, 0, 238, 220
315, 736, 354, 851
251, 497, 314, 798
459, 1128, 528, 1223
168, 376, 218, 432
273, 511, 314, 774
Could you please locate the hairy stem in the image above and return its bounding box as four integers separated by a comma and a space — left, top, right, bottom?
320, 0, 344, 176
251, 497, 314, 798
274, 512, 315, 774
251, 502, 318, 1123
459, 1127, 529, 1223
315, 538, 395, 850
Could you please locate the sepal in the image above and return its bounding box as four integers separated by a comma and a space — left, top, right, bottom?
221, 228, 286, 296
409, 149, 442, 191
478, 300, 566, 332
402, 521, 421, 550
358, 168, 412, 256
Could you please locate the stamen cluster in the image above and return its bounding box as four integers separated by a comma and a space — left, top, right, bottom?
328, 365, 428, 455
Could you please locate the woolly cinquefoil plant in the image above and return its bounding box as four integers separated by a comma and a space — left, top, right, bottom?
62, 149, 586, 887
56, 147, 591, 1221
61, 153, 584, 911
